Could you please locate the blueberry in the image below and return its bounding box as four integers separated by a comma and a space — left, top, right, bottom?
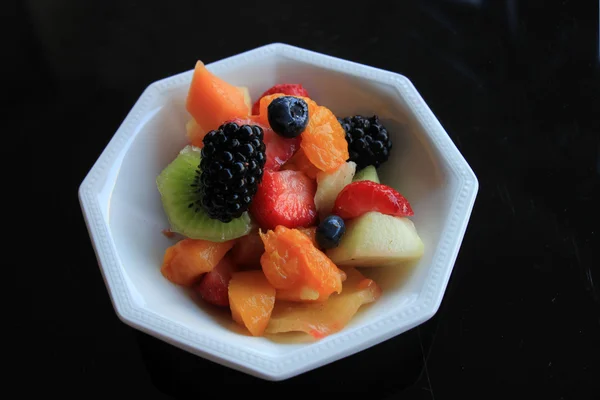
267, 96, 309, 138
316, 215, 346, 249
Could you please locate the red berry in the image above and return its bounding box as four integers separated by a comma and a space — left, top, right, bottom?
193, 256, 236, 307
251, 84, 310, 115
250, 170, 318, 230
229, 233, 264, 269
230, 117, 299, 171
333, 181, 414, 220
263, 130, 300, 171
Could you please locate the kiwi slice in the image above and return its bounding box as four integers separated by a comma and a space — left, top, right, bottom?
156, 145, 253, 242
352, 165, 380, 183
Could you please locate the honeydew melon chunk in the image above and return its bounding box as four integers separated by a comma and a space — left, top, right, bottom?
326, 211, 424, 267
314, 161, 357, 220
352, 165, 380, 183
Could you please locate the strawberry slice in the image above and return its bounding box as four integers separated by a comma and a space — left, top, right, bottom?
262, 127, 300, 171
251, 83, 310, 115
250, 170, 318, 230
193, 256, 237, 307
230, 117, 299, 171
333, 181, 414, 220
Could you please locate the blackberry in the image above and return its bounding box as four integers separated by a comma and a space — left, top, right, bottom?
198, 122, 266, 223
338, 115, 392, 170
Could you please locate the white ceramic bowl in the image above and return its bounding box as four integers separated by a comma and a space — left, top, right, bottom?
79, 43, 478, 381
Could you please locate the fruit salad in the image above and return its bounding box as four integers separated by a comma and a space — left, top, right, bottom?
156, 61, 425, 339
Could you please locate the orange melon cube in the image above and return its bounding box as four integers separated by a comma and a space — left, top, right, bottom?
160, 238, 234, 286
185, 61, 250, 146
228, 270, 276, 336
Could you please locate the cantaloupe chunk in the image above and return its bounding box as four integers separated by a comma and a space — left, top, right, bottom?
228, 270, 276, 336
185, 61, 250, 146
160, 238, 234, 286
186, 86, 252, 145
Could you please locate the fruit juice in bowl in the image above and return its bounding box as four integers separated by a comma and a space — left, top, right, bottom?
157, 60, 425, 340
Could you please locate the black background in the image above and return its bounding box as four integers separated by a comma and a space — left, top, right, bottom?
12, 0, 600, 398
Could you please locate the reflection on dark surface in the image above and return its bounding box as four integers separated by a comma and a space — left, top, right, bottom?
16, 0, 599, 398
136, 321, 439, 396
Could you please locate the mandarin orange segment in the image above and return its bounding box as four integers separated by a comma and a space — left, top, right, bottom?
297, 226, 318, 247
259, 226, 343, 301
301, 104, 349, 172
160, 238, 234, 286
276, 267, 347, 303
254, 93, 282, 126
228, 270, 276, 336
259, 227, 306, 289
301, 243, 344, 295
276, 286, 323, 302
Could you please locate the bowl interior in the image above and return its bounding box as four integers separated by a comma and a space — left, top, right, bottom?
107, 55, 457, 354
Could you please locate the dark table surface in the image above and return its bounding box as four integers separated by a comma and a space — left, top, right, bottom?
15, 0, 599, 398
